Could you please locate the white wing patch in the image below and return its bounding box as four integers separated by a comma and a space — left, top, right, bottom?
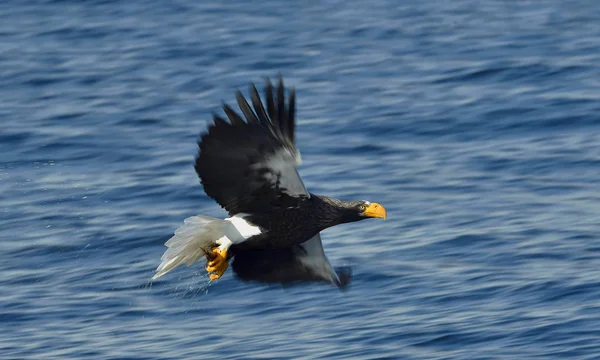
224, 214, 262, 242
216, 213, 263, 251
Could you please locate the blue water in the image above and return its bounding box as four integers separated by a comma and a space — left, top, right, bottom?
2, 1, 600, 359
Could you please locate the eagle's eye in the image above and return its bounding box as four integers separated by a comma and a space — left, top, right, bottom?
358, 204, 367, 212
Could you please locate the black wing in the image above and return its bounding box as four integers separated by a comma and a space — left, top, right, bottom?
195, 78, 307, 215
230, 234, 351, 288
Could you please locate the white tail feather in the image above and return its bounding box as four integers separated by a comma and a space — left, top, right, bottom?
152, 213, 263, 280
152, 215, 221, 279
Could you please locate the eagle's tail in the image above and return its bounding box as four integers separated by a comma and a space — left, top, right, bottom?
152, 215, 222, 280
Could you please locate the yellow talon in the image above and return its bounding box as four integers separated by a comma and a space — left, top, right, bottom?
205, 247, 229, 280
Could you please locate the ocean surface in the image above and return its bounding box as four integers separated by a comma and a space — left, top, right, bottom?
2, 1, 600, 359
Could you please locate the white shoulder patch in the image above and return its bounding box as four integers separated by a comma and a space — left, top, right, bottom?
262, 148, 297, 172
258, 148, 308, 196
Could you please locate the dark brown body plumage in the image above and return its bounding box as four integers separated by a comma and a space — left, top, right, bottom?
231, 195, 364, 252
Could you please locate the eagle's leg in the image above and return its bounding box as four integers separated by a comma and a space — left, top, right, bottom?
206, 247, 229, 280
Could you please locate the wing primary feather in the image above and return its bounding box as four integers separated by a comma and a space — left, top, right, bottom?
265, 78, 283, 139
223, 102, 245, 126
250, 83, 274, 133
265, 78, 276, 121
212, 113, 229, 127
277, 77, 288, 140
288, 87, 296, 145
236, 91, 259, 124
195, 77, 308, 215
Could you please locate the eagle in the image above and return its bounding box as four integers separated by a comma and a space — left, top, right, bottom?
152, 78, 386, 287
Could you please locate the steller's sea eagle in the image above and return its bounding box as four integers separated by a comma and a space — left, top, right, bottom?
152, 78, 386, 287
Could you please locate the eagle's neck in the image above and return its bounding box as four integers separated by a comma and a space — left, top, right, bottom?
310, 194, 356, 230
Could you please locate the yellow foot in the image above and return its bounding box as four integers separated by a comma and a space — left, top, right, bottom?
206, 247, 229, 281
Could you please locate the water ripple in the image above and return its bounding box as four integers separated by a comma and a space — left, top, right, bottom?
2, 0, 600, 359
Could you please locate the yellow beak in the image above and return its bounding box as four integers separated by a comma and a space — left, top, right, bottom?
362, 202, 387, 219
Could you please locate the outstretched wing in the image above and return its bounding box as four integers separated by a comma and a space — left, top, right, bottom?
230, 234, 351, 288
195, 78, 307, 216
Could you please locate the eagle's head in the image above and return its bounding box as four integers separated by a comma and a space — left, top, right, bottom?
339, 200, 387, 223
